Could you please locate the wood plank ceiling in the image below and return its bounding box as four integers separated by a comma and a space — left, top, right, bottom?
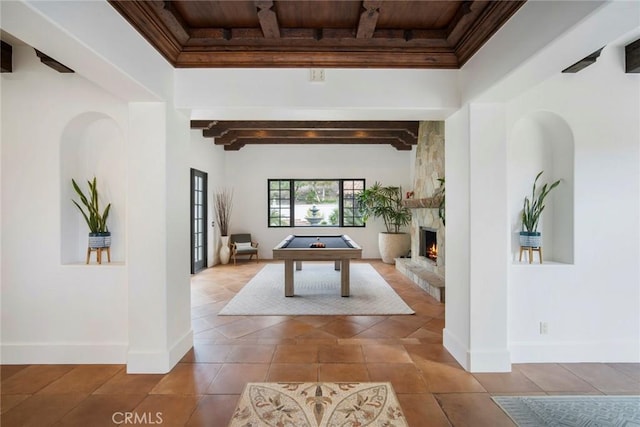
109, 0, 525, 69
110, 1, 525, 150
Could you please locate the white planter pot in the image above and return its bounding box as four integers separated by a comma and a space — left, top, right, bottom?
219, 235, 231, 265
378, 232, 411, 264
88, 232, 111, 249
519, 231, 542, 248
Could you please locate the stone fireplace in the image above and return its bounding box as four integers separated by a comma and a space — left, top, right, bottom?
396, 121, 446, 302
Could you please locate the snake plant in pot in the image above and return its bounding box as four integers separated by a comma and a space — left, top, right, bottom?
72, 177, 112, 249
520, 171, 560, 248
356, 182, 412, 263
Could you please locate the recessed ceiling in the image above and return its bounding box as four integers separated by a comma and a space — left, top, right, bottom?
109, 0, 525, 69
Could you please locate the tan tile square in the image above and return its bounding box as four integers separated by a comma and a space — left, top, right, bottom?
226, 345, 275, 363
1, 393, 88, 427
472, 370, 544, 394
0, 365, 28, 382
266, 364, 318, 382
362, 344, 413, 363
55, 394, 146, 427
405, 343, 458, 364
186, 395, 239, 427
320, 319, 371, 338
133, 394, 200, 426
37, 365, 122, 395
1, 365, 76, 394
515, 363, 600, 393
272, 344, 319, 363
367, 363, 428, 393
435, 393, 516, 426
150, 364, 221, 395
93, 370, 164, 395
561, 363, 640, 393
318, 345, 364, 363
318, 364, 370, 382
417, 360, 486, 393
1, 394, 30, 415
397, 393, 450, 427
181, 344, 234, 363
206, 364, 269, 394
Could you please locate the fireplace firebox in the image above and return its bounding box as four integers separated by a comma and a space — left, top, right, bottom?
419, 227, 438, 262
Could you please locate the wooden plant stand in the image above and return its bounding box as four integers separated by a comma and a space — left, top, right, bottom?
86, 247, 111, 264
519, 246, 542, 264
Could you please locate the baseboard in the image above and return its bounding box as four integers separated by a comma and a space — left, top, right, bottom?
510, 340, 640, 363
468, 348, 511, 372
443, 328, 470, 370
127, 329, 193, 374
0, 342, 127, 364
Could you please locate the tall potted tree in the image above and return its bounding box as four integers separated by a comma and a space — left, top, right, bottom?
520, 171, 561, 247
357, 182, 412, 263
72, 177, 112, 249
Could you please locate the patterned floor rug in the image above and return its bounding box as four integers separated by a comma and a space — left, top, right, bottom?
492, 395, 640, 427
218, 263, 415, 315
229, 382, 408, 427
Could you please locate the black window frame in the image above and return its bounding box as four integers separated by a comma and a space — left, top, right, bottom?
268, 178, 366, 228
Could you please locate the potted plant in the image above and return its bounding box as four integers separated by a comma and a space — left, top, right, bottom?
72, 177, 112, 249
214, 188, 233, 264
356, 182, 412, 263
520, 171, 561, 247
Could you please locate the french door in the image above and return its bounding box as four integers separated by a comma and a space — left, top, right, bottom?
190, 169, 208, 274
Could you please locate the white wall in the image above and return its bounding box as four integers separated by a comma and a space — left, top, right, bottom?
221, 144, 412, 259
507, 43, 640, 362
1, 46, 129, 363
177, 68, 460, 121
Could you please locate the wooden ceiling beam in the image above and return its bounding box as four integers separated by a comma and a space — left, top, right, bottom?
357, 0, 382, 39
255, 0, 281, 38
222, 137, 412, 151
1, 41, 12, 73
35, 50, 74, 73
176, 49, 458, 68
625, 38, 640, 73
199, 120, 419, 138
214, 129, 416, 146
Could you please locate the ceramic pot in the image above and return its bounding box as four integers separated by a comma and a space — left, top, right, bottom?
220, 235, 231, 264
378, 232, 411, 264
88, 232, 111, 249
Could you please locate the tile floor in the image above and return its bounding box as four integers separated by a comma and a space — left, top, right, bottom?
1, 260, 638, 426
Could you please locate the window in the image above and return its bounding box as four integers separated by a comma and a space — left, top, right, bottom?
268, 179, 365, 227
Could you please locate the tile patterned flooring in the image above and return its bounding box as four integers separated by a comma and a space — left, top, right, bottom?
1, 260, 638, 426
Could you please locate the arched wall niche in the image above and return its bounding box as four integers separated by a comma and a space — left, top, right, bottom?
508, 110, 574, 264
60, 112, 126, 264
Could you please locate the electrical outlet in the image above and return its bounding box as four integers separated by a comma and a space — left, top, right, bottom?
309, 69, 325, 82
539, 321, 549, 335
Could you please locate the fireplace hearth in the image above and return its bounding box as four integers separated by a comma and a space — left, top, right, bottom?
420, 227, 438, 262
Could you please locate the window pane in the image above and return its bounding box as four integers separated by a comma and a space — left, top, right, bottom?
268, 178, 364, 228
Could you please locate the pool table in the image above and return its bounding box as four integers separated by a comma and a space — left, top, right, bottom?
272, 235, 362, 297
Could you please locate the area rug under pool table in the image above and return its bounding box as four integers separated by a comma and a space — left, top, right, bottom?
228, 382, 408, 427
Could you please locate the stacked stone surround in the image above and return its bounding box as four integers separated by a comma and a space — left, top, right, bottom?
397, 121, 445, 301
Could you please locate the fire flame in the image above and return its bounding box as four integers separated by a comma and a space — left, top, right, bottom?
428, 243, 438, 260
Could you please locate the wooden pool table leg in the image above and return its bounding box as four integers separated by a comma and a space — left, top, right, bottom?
285, 259, 294, 297
341, 259, 350, 297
